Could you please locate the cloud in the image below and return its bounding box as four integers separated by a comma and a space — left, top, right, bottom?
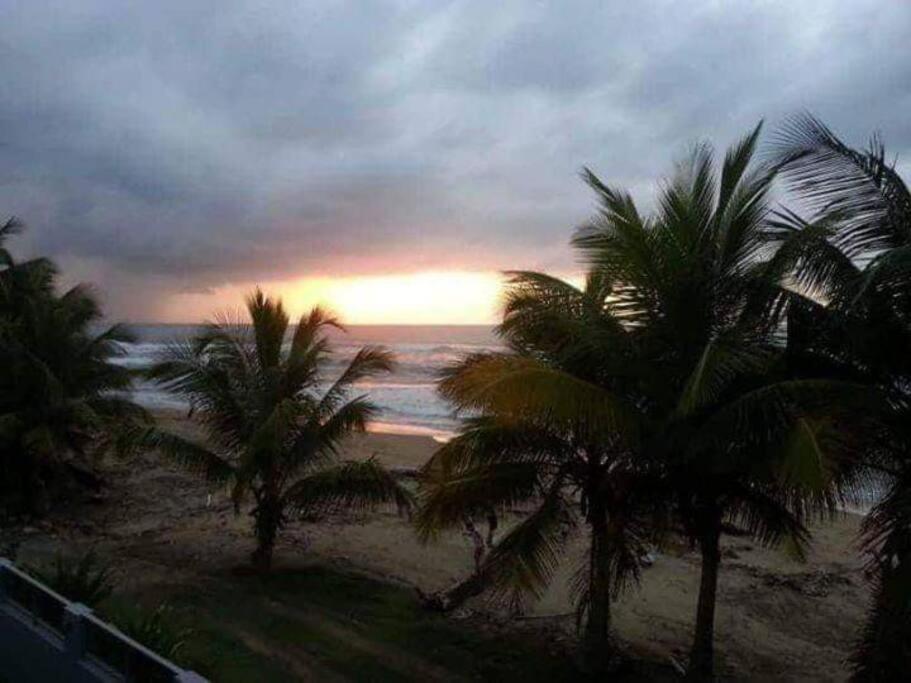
0, 0, 909, 319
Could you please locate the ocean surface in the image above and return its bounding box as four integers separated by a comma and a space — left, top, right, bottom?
118, 324, 501, 440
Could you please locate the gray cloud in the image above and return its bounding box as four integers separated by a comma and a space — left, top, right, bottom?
0, 0, 909, 318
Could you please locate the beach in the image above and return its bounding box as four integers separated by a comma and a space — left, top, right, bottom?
7, 411, 871, 682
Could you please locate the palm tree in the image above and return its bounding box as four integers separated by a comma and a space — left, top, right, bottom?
573, 125, 868, 680
146, 290, 413, 571
0, 219, 147, 516
417, 271, 654, 668
419, 126, 862, 678
423, 124, 864, 679
768, 114, 911, 679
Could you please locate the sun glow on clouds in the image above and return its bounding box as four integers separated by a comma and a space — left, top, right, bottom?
158, 271, 507, 325
285, 271, 504, 325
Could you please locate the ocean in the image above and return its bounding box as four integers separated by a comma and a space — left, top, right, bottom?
118, 324, 501, 440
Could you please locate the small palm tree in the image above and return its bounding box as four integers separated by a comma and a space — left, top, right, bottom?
768, 114, 911, 679
147, 290, 412, 571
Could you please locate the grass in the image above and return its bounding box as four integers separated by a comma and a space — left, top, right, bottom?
110, 564, 589, 682
102, 563, 679, 681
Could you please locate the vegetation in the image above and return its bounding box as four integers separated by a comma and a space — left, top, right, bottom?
22, 550, 207, 673
767, 114, 911, 679
138, 564, 666, 682
0, 218, 146, 518
146, 290, 413, 571
418, 123, 874, 680
105, 602, 196, 664
27, 550, 115, 607
416, 271, 658, 669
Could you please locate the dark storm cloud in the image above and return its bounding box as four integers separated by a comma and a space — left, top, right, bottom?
1, 0, 909, 316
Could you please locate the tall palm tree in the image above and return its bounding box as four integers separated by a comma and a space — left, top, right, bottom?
146, 290, 412, 571
0, 219, 147, 516
768, 114, 911, 679
417, 271, 654, 668
573, 125, 866, 680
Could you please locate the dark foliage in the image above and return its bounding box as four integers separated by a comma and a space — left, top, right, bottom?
0, 219, 147, 518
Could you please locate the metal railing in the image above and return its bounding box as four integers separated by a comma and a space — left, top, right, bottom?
0, 558, 207, 683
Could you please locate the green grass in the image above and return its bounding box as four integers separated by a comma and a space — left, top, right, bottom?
225, 566, 580, 681
99, 594, 298, 683
108, 564, 584, 682
106, 564, 674, 682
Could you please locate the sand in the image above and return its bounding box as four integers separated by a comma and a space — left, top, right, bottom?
5, 412, 871, 681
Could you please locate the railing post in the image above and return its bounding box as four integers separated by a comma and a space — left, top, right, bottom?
64, 602, 93, 664
0, 557, 11, 603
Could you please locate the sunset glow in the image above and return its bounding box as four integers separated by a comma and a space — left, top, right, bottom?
156, 271, 509, 325
285, 271, 505, 325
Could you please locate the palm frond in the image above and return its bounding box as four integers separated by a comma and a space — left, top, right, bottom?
283, 458, 413, 517
420, 416, 574, 476
148, 341, 251, 451
289, 306, 344, 359
246, 288, 290, 370
314, 346, 395, 417
438, 353, 641, 445
0, 216, 24, 240
415, 460, 541, 541
477, 486, 576, 613
763, 208, 862, 301
281, 307, 345, 397
717, 122, 764, 219
499, 270, 631, 375
726, 482, 810, 558
657, 141, 717, 255
308, 395, 379, 459
772, 112, 911, 255
692, 379, 877, 459
676, 334, 774, 417
142, 428, 235, 485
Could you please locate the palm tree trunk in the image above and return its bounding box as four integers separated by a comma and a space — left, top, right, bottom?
688, 511, 723, 682
417, 571, 487, 612
583, 503, 613, 671
251, 492, 281, 572
420, 511, 500, 612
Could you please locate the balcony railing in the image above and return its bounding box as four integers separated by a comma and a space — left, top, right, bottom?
0, 558, 207, 683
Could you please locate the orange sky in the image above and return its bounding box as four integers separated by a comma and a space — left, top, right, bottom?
156, 271, 511, 325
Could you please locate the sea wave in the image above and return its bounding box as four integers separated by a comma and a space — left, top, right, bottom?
118, 325, 498, 438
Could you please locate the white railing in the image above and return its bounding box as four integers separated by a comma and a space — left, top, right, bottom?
0, 558, 207, 683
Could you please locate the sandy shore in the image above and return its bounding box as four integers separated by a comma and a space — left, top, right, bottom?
5, 412, 871, 681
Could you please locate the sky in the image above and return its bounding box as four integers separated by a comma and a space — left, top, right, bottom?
1, 1, 909, 323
